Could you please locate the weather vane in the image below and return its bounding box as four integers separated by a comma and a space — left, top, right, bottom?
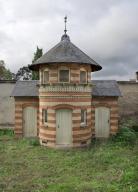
64, 16, 67, 34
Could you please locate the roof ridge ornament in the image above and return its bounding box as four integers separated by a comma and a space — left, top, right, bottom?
64, 16, 67, 34
61, 16, 70, 41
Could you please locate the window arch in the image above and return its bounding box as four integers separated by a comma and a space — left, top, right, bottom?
81, 109, 87, 126
42, 69, 49, 84
80, 69, 87, 83
58, 66, 70, 83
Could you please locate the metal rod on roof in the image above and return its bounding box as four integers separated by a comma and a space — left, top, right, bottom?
64, 16, 67, 34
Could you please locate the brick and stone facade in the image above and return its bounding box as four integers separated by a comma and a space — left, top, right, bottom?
92, 97, 119, 136
12, 32, 121, 148
14, 97, 39, 137
38, 63, 92, 147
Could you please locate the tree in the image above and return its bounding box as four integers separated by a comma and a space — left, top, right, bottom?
0, 60, 4, 79
14, 46, 43, 81
15, 66, 32, 80
0, 60, 13, 80
32, 46, 43, 80
32, 46, 43, 63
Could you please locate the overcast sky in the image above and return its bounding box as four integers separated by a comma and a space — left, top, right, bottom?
0, 0, 138, 80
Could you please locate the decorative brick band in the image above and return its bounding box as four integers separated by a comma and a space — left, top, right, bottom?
39, 84, 92, 93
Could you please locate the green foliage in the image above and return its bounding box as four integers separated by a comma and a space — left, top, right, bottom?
32, 71, 39, 80
3, 68, 13, 80
29, 138, 40, 146
14, 46, 43, 80
32, 46, 43, 64
120, 118, 137, 128
32, 46, 43, 80
0, 60, 13, 80
0, 129, 14, 136
115, 127, 137, 144
113, 119, 137, 145
15, 65, 32, 80
132, 125, 138, 132
0, 133, 137, 192
0, 120, 137, 192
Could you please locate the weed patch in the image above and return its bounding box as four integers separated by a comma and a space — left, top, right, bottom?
29, 138, 40, 146
0, 121, 137, 192
0, 129, 14, 136
111, 119, 137, 145
0, 135, 137, 192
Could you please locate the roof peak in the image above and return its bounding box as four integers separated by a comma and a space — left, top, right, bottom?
61, 34, 70, 41
61, 16, 70, 41
29, 17, 102, 72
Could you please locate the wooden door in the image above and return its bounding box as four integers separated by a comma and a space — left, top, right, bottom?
95, 107, 110, 138
56, 109, 72, 145
23, 106, 37, 137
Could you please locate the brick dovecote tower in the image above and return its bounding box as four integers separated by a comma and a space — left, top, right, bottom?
29, 20, 102, 148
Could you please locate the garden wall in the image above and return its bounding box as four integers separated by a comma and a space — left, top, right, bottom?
0, 81, 16, 129
0, 80, 138, 129
118, 81, 138, 122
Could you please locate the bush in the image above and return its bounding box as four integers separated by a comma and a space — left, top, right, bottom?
29, 138, 40, 146
0, 129, 14, 136
132, 125, 138, 132
120, 118, 138, 132
114, 120, 137, 145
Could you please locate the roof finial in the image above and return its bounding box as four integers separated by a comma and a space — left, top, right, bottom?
64, 16, 67, 34
61, 16, 70, 41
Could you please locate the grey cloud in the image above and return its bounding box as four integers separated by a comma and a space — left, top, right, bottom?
0, 31, 10, 45
0, 0, 138, 80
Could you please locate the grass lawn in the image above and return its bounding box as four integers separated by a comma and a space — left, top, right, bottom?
0, 134, 137, 192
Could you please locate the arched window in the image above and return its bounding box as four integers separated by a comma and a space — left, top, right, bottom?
42, 109, 48, 124
80, 70, 87, 83
43, 69, 49, 84
81, 109, 87, 127
59, 67, 70, 82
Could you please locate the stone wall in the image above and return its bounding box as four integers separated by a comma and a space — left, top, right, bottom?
118, 81, 138, 122
0, 81, 16, 129
0, 80, 138, 130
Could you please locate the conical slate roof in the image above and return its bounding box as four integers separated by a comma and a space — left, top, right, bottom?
29, 34, 102, 71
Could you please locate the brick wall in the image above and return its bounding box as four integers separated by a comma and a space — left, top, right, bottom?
39, 90, 92, 147
92, 97, 119, 135
40, 63, 91, 84
14, 97, 39, 137
39, 63, 92, 147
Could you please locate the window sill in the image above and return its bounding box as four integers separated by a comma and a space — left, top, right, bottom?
43, 123, 48, 128
80, 123, 87, 128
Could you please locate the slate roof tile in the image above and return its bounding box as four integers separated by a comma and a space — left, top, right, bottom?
11, 80, 121, 97
29, 34, 102, 71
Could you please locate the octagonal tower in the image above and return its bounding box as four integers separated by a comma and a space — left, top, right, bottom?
29, 24, 101, 148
